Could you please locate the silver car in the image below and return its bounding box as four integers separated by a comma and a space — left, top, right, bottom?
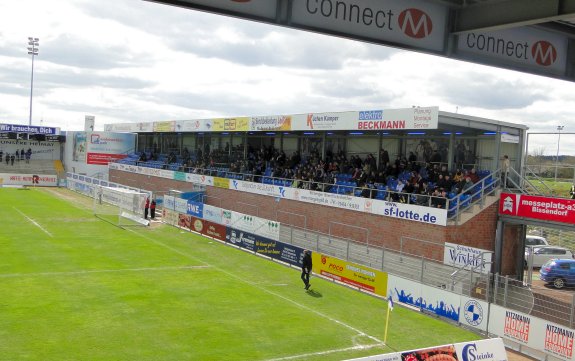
525, 246, 574, 268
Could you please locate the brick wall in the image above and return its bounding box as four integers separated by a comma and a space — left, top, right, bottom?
110, 170, 515, 274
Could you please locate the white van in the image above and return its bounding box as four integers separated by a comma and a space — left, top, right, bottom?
525, 235, 549, 247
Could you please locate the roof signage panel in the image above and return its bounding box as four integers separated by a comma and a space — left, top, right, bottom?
456, 27, 568, 75
179, 0, 277, 20
290, 0, 448, 52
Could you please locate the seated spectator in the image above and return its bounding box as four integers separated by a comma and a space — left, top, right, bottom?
453, 169, 464, 183
461, 177, 475, 195
139, 152, 147, 162
468, 168, 480, 184
431, 188, 447, 208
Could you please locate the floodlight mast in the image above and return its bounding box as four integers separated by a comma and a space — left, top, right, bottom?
27, 37, 39, 127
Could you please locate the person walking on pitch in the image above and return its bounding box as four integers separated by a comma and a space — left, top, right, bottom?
301, 250, 313, 290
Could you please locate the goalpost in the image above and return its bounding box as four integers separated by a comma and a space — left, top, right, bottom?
93, 186, 150, 228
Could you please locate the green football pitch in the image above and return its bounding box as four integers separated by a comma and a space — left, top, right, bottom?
0, 187, 480, 360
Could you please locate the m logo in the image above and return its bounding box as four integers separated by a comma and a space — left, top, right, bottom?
398, 8, 432, 39
531, 41, 557, 66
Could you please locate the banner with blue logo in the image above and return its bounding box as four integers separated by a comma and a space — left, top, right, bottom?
186, 200, 203, 218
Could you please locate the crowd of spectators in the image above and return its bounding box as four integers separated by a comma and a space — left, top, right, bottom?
130, 144, 489, 210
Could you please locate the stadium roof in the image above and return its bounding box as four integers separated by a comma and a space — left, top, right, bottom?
146, 0, 575, 82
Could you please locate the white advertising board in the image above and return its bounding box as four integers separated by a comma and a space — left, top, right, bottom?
291, 107, 438, 131
174, 198, 188, 214
163, 195, 175, 211
291, 0, 447, 52
459, 296, 488, 332
186, 173, 214, 186
388, 275, 460, 322
176, 119, 213, 132
370, 198, 447, 226
444, 242, 493, 274
230, 211, 280, 241
230, 179, 293, 199
0, 173, 58, 187
489, 304, 575, 361
203, 204, 223, 224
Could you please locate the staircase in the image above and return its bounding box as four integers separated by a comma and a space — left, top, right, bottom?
0, 159, 59, 175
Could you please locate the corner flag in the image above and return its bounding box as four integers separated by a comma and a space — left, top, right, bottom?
384, 294, 393, 343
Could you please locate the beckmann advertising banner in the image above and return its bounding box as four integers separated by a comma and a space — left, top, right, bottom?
86, 132, 136, 165
291, 107, 438, 131
347, 338, 508, 361
499, 193, 575, 225
312, 253, 388, 297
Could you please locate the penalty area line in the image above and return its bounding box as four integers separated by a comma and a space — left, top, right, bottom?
13, 207, 53, 238
264, 342, 387, 361
0, 265, 211, 278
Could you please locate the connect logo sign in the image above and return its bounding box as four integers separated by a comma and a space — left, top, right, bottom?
398, 8, 432, 39
531, 40, 557, 66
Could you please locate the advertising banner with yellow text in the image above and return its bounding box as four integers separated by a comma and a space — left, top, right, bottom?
312, 253, 387, 297
213, 177, 230, 189
212, 117, 249, 132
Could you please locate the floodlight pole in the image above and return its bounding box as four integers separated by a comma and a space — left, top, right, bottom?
27, 37, 39, 126
554, 125, 564, 182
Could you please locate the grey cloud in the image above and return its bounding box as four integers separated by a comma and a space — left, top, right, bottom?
433, 72, 549, 109
79, 0, 397, 70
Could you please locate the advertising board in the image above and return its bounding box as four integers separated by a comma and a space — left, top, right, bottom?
0, 173, 58, 187
86, 132, 136, 165
312, 253, 388, 297
443, 242, 492, 274
500, 193, 575, 225
225, 227, 304, 267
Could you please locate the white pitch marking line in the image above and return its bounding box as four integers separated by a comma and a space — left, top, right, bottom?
128, 228, 385, 345
265, 342, 387, 361
13, 207, 53, 237
0, 265, 210, 278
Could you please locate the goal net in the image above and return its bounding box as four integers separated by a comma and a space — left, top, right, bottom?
93, 186, 150, 228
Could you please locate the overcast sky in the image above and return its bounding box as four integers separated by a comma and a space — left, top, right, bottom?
0, 0, 573, 156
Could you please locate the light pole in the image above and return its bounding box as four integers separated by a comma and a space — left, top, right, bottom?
27, 37, 39, 126
554, 125, 564, 181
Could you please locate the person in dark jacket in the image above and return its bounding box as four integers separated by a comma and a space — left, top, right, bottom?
150, 199, 157, 219
301, 250, 313, 290
144, 198, 150, 219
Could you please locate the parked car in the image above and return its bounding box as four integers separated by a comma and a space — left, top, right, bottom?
524, 246, 574, 268
525, 235, 549, 247
540, 259, 575, 289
